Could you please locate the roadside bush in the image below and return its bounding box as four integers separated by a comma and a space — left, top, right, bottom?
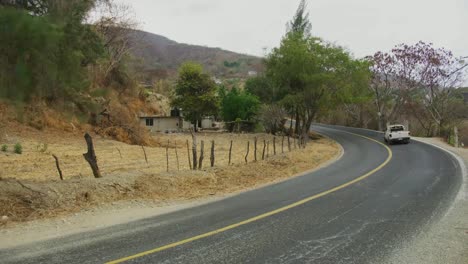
1, 145, 7, 152
220, 88, 260, 127
14, 143, 22, 154
259, 104, 287, 135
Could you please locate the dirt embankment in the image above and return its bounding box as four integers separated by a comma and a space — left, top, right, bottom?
0, 129, 340, 227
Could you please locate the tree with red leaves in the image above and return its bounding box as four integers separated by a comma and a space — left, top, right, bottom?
369, 41, 467, 135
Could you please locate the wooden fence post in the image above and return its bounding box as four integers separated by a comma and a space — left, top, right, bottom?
175, 141, 180, 171
191, 131, 197, 170
199, 140, 204, 169
141, 145, 148, 164
282, 135, 284, 153
228, 140, 233, 165
267, 141, 270, 158
287, 136, 291, 152
166, 140, 169, 172
245, 141, 250, 164
273, 137, 276, 155
186, 139, 192, 170
83, 133, 102, 178
210, 140, 215, 167
52, 154, 63, 180
116, 148, 122, 159
254, 137, 257, 161
262, 140, 266, 160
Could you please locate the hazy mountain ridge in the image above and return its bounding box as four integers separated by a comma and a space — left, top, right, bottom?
127, 29, 263, 81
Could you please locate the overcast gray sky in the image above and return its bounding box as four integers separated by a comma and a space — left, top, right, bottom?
121, 0, 467, 59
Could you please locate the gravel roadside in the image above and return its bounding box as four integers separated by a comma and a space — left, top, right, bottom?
385, 137, 468, 264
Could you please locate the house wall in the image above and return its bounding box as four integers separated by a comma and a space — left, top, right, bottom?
201, 118, 213, 129
182, 120, 192, 129
140, 117, 180, 132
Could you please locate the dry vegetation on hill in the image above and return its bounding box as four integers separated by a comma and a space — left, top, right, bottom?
128, 30, 264, 81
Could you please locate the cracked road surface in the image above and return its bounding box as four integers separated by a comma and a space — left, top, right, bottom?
0, 125, 462, 264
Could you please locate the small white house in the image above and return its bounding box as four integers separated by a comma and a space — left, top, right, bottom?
248, 71, 258, 77
201, 117, 214, 129
140, 116, 193, 132
140, 116, 182, 132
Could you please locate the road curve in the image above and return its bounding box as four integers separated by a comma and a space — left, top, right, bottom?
0, 125, 462, 264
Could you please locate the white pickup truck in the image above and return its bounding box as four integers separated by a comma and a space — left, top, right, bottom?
384, 124, 410, 144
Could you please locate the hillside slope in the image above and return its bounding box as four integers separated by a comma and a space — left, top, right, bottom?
127, 30, 263, 80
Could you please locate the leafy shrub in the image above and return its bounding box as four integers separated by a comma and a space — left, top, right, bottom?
221, 88, 260, 122
1, 144, 7, 152
14, 143, 22, 154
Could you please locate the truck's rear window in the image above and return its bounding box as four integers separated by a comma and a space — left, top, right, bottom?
390, 126, 404, 132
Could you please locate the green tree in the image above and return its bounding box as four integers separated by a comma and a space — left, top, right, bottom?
172, 62, 219, 131
266, 33, 366, 142
244, 76, 276, 103
287, 0, 312, 37
221, 88, 260, 123
0, 4, 104, 102
263, 0, 371, 143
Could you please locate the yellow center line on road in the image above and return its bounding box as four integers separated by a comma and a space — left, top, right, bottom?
106, 131, 392, 264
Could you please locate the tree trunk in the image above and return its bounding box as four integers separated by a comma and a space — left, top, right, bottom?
301, 117, 314, 147
289, 113, 294, 136
294, 110, 300, 136
83, 133, 102, 178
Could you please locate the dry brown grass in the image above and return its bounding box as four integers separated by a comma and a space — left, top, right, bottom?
0, 130, 340, 226
0, 132, 314, 182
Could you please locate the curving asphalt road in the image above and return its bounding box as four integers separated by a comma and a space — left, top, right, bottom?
0, 125, 463, 264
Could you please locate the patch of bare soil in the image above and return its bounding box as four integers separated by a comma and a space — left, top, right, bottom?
0, 129, 339, 227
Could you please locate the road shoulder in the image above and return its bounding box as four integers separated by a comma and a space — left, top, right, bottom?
385, 137, 468, 264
